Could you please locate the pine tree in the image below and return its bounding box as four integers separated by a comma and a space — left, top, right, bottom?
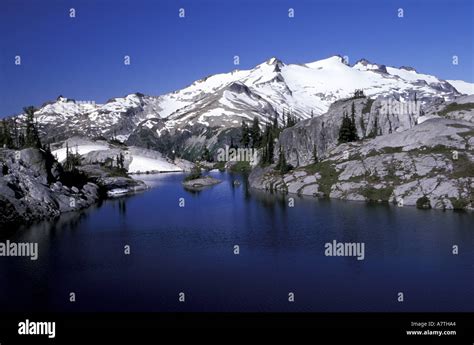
201, 147, 212, 162
240, 121, 250, 147
250, 117, 262, 148
267, 129, 274, 164
272, 114, 278, 131
338, 112, 352, 143
276, 145, 291, 174
4, 120, 13, 148
65, 142, 71, 171
23, 106, 41, 148
349, 102, 359, 142
312, 144, 318, 164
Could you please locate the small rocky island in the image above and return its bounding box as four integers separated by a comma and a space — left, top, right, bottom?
182, 166, 222, 190
182, 176, 222, 190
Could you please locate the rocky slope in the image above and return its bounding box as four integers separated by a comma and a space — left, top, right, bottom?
0, 148, 100, 228
249, 118, 474, 210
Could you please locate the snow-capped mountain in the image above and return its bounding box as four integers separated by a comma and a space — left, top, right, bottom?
155, 55, 463, 129
8, 55, 474, 158
446, 80, 474, 95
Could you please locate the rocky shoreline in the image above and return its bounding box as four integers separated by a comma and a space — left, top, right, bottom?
0, 148, 147, 229
249, 118, 474, 210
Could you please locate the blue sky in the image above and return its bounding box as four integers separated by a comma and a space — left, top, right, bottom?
0, 0, 473, 116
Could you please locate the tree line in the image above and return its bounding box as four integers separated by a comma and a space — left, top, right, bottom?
0, 106, 43, 150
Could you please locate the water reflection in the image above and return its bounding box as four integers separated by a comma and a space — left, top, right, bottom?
0, 172, 472, 312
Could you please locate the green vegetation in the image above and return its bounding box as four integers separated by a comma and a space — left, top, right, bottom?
276, 146, 292, 174
312, 145, 318, 164
449, 197, 470, 210
0, 106, 42, 150
338, 102, 359, 143
24, 106, 42, 149
228, 161, 251, 173
238, 112, 301, 168
416, 196, 431, 209
438, 102, 474, 117
201, 147, 213, 162
213, 161, 226, 172
451, 153, 474, 179
361, 186, 394, 202
184, 165, 202, 182
303, 160, 339, 196
350, 89, 366, 99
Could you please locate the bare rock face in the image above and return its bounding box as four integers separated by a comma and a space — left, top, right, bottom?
278, 96, 423, 168
249, 118, 474, 210
0, 148, 100, 229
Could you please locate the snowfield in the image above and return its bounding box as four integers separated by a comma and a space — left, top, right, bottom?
447, 80, 474, 95
128, 155, 182, 173
51, 139, 184, 174
52, 144, 109, 162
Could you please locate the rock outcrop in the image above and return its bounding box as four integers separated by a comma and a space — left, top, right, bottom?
0, 148, 100, 228
278, 96, 423, 167
249, 118, 474, 210
182, 176, 222, 190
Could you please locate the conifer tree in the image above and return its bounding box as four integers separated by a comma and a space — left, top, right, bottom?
23, 106, 41, 148
312, 144, 318, 164
276, 145, 291, 174
250, 117, 262, 148
240, 120, 250, 147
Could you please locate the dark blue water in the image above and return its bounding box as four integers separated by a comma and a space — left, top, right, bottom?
1, 172, 473, 312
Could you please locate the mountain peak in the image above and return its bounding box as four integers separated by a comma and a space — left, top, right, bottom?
355, 58, 372, 66
259, 57, 284, 72
353, 58, 388, 73
305, 55, 346, 69
399, 66, 417, 72
266, 57, 282, 65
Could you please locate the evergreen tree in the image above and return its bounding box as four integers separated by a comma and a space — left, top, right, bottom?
250, 117, 262, 148
312, 144, 318, 164
12, 117, 19, 148
65, 142, 71, 171
267, 129, 274, 164
272, 114, 278, 131
0, 119, 13, 148
240, 120, 250, 147
201, 147, 212, 162
23, 106, 41, 148
4, 120, 13, 148
276, 145, 291, 174
338, 112, 352, 143
349, 102, 359, 142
